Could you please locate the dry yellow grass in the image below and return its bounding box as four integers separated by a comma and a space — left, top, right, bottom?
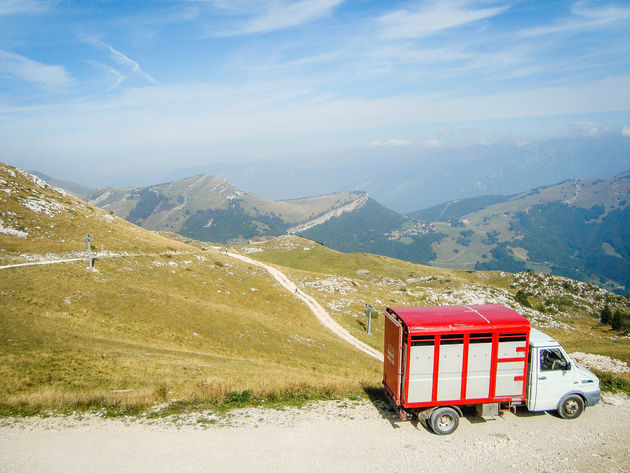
0, 254, 381, 412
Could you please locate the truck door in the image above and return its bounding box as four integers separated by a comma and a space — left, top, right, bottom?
530, 346, 574, 411
383, 311, 404, 403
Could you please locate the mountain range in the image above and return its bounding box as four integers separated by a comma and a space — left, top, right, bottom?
34, 168, 630, 294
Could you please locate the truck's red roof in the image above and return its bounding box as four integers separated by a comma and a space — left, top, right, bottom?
386, 304, 530, 333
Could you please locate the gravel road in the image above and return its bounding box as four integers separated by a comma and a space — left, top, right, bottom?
1, 393, 628, 473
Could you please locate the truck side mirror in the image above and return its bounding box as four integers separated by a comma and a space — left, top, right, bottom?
563, 361, 571, 370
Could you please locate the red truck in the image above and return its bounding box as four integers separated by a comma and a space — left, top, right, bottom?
383, 304, 600, 434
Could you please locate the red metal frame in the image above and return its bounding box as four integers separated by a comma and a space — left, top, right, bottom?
488, 332, 499, 399
460, 333, 470, 400
430, 334, 440, 403
384, 305, 531, 410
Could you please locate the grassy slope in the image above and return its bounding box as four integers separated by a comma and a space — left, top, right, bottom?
248, 236, 630, 377
0, 163, 380, 413
0, 254, 380, 412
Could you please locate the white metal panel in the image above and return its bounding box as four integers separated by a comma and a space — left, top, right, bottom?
466, 343, 492, 399
407, 345, 434, 403
498, 340, 526, 358
495, 361, 525, 397
437, 344, 464, 401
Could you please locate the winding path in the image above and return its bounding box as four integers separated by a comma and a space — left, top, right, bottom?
226, 251, 384, 362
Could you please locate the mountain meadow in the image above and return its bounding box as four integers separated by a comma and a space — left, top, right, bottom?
1, 162, 629, 416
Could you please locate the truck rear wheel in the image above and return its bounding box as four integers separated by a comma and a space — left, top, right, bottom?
430, 407, 460, 435
558, 395, 584, 419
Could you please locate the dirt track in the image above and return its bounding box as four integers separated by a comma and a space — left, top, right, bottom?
226, 251, 384, 361
1, 393, 628, 473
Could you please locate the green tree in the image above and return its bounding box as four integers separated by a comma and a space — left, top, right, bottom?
611, 310, 625, 331
600, 305, 612, 325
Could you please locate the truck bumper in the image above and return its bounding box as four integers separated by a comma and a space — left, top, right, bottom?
585, 390, 600, 407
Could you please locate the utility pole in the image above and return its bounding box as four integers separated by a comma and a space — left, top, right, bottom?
84, 234, 93, 269
364, 303, 374, 335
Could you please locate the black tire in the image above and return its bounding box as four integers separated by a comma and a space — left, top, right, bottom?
558, 395, 584, 419
430, 407, 460, 435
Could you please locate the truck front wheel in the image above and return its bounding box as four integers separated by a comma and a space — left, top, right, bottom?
558, 395, 584, 419
430, 407, 460, 435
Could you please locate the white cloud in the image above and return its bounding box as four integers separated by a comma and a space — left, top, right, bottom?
211, 0, 344, 35
377, 0, 508, 40
0, 50, 73, 89
370, 139, 412, 147
573, 121, 599, 137
622, 125, 630, 137
520, 2, 630, 37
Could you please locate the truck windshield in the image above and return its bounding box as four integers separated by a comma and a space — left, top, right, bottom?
540, 348, 569, 371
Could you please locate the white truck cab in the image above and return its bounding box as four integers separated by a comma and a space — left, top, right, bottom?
527, 328, 600, 418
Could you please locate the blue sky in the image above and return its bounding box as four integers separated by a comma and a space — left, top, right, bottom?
1, 0, 630, 187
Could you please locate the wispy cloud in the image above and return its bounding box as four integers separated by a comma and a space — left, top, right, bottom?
0, 49, 73, 89
208, 0, 344, 36
0, 0, 50, 16
520, 2, 630, 37
85, 61, 126, 96
377, 0, 508, 40
89, 39, 156, 83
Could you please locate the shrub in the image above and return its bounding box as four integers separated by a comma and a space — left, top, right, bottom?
611, 310, 630, 331
515, 289, 532, 308
596, 371, 630, 395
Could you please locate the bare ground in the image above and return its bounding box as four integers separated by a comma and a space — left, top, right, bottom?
1, 393, 628, 473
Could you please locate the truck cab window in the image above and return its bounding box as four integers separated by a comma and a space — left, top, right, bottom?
540, 348, 569, 371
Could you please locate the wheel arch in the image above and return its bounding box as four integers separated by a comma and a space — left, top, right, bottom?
555, 391, 587, 411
